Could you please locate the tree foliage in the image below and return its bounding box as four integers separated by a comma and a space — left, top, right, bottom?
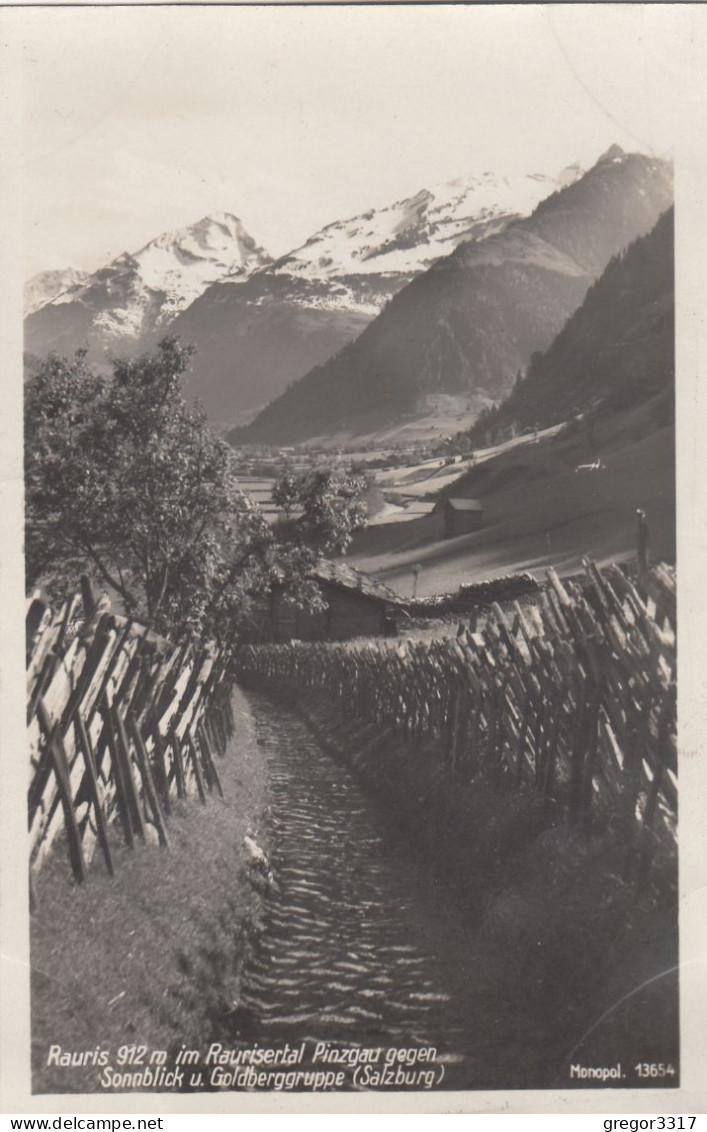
271, 467, 367, 556
25, 339, 367, 645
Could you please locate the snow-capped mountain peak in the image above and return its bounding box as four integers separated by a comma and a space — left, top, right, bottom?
264, 168, 581, 288
128, 212, 271, 307
25, 212, 271, 348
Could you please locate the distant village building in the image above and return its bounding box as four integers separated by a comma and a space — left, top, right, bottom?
269, 561, 399, 643
434, 497, 485, 539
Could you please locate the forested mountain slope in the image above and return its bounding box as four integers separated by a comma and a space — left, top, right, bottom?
465, 205, 674, 445
240, 147, 672, 444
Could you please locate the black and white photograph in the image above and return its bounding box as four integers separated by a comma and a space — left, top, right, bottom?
2, 0, 706, 1114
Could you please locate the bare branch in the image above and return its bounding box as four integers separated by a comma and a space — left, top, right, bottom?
80, 540, 138, 610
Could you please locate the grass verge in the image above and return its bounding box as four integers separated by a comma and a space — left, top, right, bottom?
30, 687, 270, 1094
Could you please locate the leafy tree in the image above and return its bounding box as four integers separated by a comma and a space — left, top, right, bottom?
271, 467, 367, 555
25, 338, 348, 645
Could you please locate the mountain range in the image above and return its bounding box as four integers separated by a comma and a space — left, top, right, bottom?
239, 146, 673, 445
24, 167, 579, 426
25, 147, 672, 446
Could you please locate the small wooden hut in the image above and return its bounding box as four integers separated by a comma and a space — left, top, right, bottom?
434, 497, 485, 539
269, 560, 400, 642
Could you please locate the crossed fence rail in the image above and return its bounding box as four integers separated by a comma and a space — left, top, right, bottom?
237, 559, 677, 900
26, 581, 234, 892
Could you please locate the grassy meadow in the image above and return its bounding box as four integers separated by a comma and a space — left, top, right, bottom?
349, 396, 674, 598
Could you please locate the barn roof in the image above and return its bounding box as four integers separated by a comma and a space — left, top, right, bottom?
445, 497, 485, 512
311, 560, 401, 604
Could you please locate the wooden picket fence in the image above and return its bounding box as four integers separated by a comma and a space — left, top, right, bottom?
237, 559, 677, 899
27, 581, 235, 890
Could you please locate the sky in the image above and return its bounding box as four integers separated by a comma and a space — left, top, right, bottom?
11, 3, 701, 279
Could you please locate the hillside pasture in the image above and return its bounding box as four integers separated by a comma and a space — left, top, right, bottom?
374, 421, 568, 497
350, 398, 674, 596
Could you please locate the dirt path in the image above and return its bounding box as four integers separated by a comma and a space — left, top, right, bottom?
30, 685, 678, 1096
212, 689, 557, 1091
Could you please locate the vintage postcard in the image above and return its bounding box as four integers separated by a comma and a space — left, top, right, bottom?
1, 1, 706, 1116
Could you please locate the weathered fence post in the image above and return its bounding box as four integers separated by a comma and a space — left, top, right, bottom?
637, 509, 650, 590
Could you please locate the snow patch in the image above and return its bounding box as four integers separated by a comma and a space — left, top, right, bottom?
24, 268, 90, 315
